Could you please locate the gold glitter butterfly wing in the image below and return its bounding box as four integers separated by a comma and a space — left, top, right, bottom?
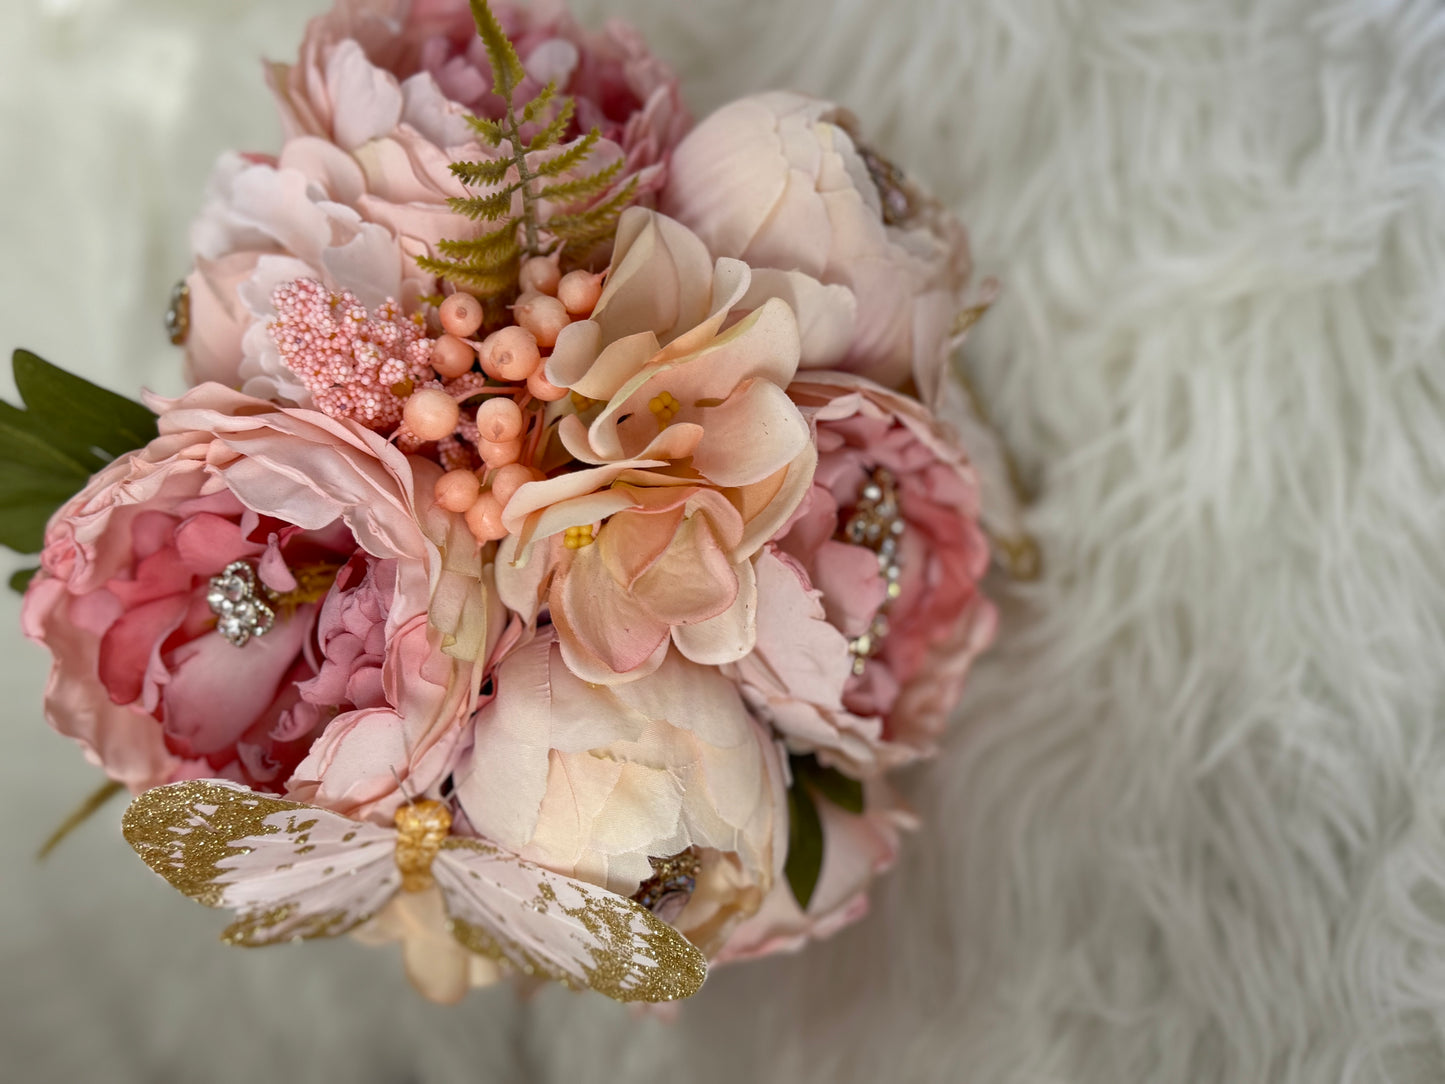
432, 838, 707, 1003
121, 779, 402, 947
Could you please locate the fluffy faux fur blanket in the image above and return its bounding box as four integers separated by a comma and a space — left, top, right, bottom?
3, 0, 1444, 1081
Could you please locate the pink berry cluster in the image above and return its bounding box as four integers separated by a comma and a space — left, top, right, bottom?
425, 257, 605, 544
268, 262, 606, 548
269, 279, 434, 430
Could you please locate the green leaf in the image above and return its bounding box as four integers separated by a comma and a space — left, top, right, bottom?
449, 157, 515, 187
0, 351, 157, 555
469, 0, 525, 96
537, 158, 624, 205
535, 128, 600, 178
794, 756, 865, 814
12, 349, 157, 462
0, 487, 76, 554
785, 778, 824, 910
8, 566, 37, 593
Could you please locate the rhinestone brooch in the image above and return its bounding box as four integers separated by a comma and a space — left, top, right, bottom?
207, 561, 276, 648
841, 467, 906, 675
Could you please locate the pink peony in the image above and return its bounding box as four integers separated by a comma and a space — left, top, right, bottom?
495, 208, 816, 685
186, 0, 689, 399
455, 631, 787, 957
25, 384, 505, 821
730, 372, 996, 776
660, 91, 975, 405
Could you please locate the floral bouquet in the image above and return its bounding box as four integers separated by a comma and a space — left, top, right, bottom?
14, 0, 1028, 1005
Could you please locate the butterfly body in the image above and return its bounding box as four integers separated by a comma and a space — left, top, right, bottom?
392, 800, 452, 893
121, 779, 706, 1003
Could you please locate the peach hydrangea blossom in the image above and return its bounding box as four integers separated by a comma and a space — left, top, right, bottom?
494, 208, 817, 685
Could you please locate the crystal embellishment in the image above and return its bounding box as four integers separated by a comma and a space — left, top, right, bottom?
840, 467, 905, 675
857, 145, 918, 228
207, 561, 276, 648
165, 279, 190, 346
632, 849, 701, 925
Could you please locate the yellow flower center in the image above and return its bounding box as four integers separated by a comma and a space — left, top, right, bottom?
648, 390, 680, 428
564, 524, 596, 550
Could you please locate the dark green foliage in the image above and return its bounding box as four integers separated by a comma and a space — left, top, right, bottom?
0, 350, 157, 554
785, 777, 824, 911
793, 755, 866, 815
783, 755, 870, 909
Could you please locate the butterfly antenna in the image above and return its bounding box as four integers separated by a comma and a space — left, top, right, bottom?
390, 766, 417, 806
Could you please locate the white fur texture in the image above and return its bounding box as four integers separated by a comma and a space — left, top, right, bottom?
4, 0, 1445, 1080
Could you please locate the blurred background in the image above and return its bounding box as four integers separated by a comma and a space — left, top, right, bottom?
5, 1, 1445, 1082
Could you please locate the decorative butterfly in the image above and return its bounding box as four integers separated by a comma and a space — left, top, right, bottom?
121, 779, 707, 1003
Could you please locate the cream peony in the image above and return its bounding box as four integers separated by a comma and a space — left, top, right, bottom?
455, 631, 787, 957
661, 91, 975, 405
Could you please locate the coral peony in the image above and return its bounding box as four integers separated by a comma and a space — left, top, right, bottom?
661, 91, 974, 404
25, 384, 505, 821
495, 207, 817, 685
730, 372, 996, 776
455, 631, 787, 957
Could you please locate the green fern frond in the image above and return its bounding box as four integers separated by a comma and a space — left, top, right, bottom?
535, 129, 601, 179
416, 256, 519, 297
448, 186, 522, 222
526, 98, 576, 153
465, 113, 507, 146
436, 221, 522, 261
546, 177, 640, 243
450, 157, 514, 187
437, 237, 522, 273
538, 158, 624, 205
521, 82, 558, 125
469, 0, 524, 95
420, 1, 640, 305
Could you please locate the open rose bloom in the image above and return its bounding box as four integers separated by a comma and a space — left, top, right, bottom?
19, 0, 1015, 1007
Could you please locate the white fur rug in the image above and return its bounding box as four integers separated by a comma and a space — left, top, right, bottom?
4, 0, 1445, 1081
